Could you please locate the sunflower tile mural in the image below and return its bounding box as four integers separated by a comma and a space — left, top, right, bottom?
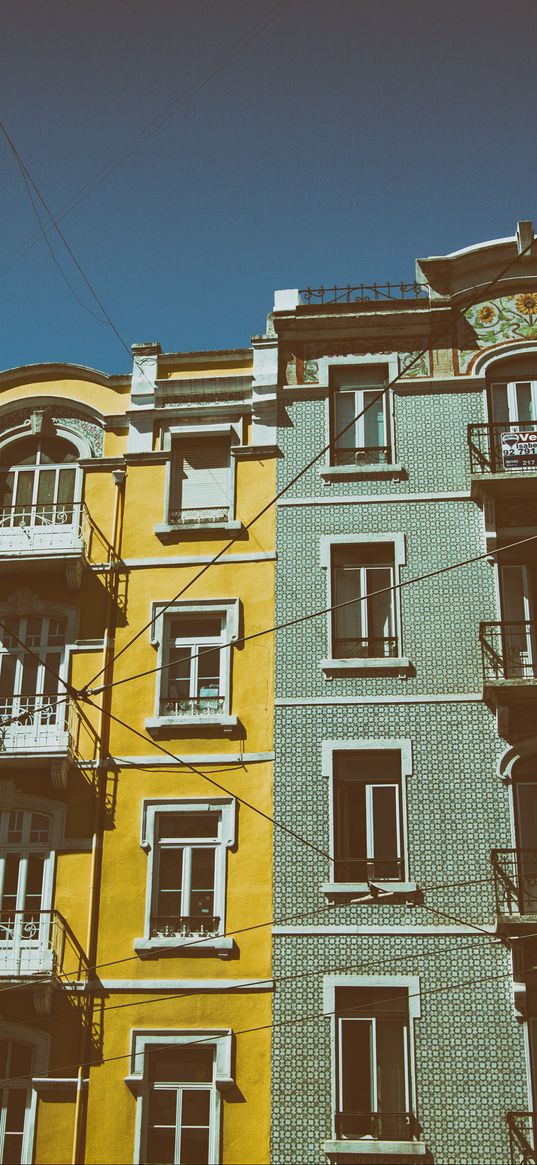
465, 292, 537, 345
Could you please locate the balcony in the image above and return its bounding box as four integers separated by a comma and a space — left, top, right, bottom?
480, 622, 537, 703
468, 422, 537, 499
0, 909, 88, 1014
491, 849, 537, 926
507, 1112, 537, 1165
324, 1112, 426, 1159
0, 502, 113, 590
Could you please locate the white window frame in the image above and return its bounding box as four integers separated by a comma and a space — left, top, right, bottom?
0, 1025, 49, 1165
145, 600, 240, 734
319, 356, 402, 481
320, 534, 409, 674
0, 796, 65, 978
323, 976, 422, 1157
490, 379, 537, 424
134, 799, 236, 957
321, 740, 415, 896
157, 423, 243, 535
126, 1028, 233, 1165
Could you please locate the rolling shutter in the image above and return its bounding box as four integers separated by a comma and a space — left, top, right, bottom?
170, 439, 231, 522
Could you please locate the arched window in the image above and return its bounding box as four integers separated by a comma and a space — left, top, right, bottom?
0, 435, 79, 530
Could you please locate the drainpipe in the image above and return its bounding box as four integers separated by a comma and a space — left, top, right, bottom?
71, 466, 126, 1164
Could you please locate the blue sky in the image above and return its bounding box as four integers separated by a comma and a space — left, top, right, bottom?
1, 0, 536, 373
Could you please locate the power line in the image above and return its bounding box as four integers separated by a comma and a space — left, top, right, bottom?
0, 0, 291, 282
83, 531, 537, 698
81, 229, 537, 693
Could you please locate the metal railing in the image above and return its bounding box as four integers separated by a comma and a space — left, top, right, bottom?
150, 915, 220, 940
507, 1112, 537, 1165
159, 696, 225, 718
0, 501, 116, 572
0, 909, 88, 980
334, 1112, 419, 1141
332, 446, 392, 467
480, 622, 537, 682
168, 506, 230, 525
491, 850, 537, 917
0, 694, 77, 753
299, 283, 429, 305
333, 857, 405, 883
468, 422, 537, 476
333, 636, 398, 659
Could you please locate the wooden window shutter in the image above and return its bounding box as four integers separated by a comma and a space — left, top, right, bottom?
170, 439, 231, 522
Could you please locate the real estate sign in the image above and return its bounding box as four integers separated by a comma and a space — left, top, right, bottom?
501, 430, 537, 470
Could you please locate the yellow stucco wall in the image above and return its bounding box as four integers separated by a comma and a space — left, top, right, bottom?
0, 355, 273, 1165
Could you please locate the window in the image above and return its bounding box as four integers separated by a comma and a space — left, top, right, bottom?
0, 436, 78, 532
334, 987, 414, 1143
147, 601, 239, 732
127, 1029, 233, 1165
332, 544, 397, 659
0, 1039, 35, 1164
498, 562, 537, 678
144, 1045, 215, 1165
333, 751, 403, 884
491, 379, 537, 425
0, 810, 53, 975
135, 799, 236, 956
0, 616, 67, 730
331, 366, 390, 467
168, 438, 232, 526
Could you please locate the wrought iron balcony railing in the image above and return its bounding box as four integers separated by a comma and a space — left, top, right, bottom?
0, 909, 88, 981
0, 694, 77, 754
168, 506, 230, 526
507, 1111, 537, 1165
334, 1111, 419, 1141
333, 636, 398, 660
332, 446, 392, 467
468, 422, 537, 476
159, 696, 225, 718
333, 857, 405, 883
491, 849, 537, 918
150, 915, 220, 940
299, 282, 429, 305
0, 501, 88, 554
480, 622, 537, 682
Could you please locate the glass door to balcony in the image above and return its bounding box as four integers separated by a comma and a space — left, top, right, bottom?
0, 811, 52, 975
515, 783, 537, 913
499, 565, 536, 678
0, 616, 66, 746
0, 435, 78, 542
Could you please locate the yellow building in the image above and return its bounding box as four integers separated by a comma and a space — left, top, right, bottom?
0, 333, 277, 1164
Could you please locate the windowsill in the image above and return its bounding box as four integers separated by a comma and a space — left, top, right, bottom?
134, 935, 235, 959
324, 1139, 426, 1158
145, 715, 239, 737
155, 520, 242, 539
321, 882, 418, 899
319, 463, 405, 482
321, 657, 411, 675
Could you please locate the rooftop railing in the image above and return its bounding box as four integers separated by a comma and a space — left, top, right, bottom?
468, 422, 537, 476
507, 1112, 537, 1165
480, 622, 537, 683
0, 909, 88, 981
334, 1111, 419, 1141
491, 849, 537, 917
299, 283, 429, 305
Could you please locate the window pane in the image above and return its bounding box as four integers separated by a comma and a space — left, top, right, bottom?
516, 382, 534, 423
363, 392, 385, 448
190, 850, 215, 916
367, 567, 395, 654
371, 786, 400, 878
334, 779, 366, 882
38, 438, 78, 464
2, 1133, 24, 1165
376, 1020, 407, 1123
57, 469, 76, 508
4, 1089, 26, 1132
147, 1128, 176, 1165
0, 437, 39, 466
149, 1047, 213, 1084
148, 1087, 177, 1125
334, 393, 357, 455
13, 473, 34, 518
8, 1045, 32, 1080
179, 1128, 210, 1165
158, 815, 219, 841
181, 1090, 211, 1126
29, 815, 50, 845
333, 567, 363, 655
167, 653, 191, 702
169, 617, 222, 642
0, 474, 14, 509
491, 383, 510, 423
7, 814, 23, 845
340, 1019, 372, 1112
196, 649, 221, 699
332, 544, 394, 567
35, 471, 55, 509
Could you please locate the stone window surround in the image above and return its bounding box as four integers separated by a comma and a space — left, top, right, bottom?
134, 798, 236, 958
125, 1028, 233, 1165
156, 421, 244, 537
317, 355, 404, 481
144, 599, 240, 734
323, 975, 425, 1160
320, 533, 410, 674
320, 739, 416, 898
